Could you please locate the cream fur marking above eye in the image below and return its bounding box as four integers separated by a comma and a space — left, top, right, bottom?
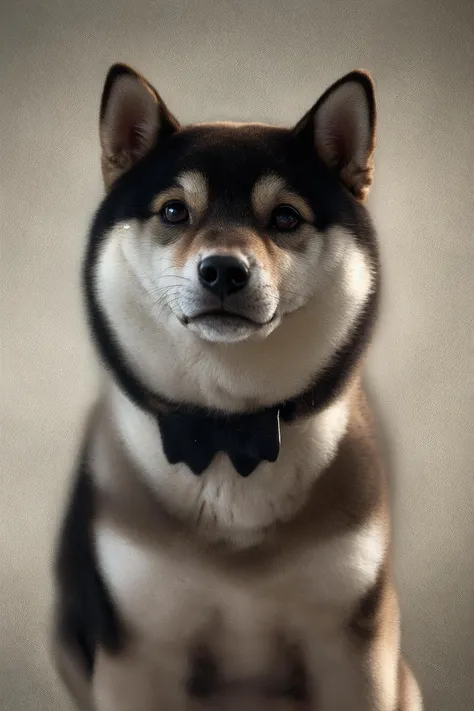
251, 173, 314, 222
149, 170, 208, 223
176, 170, 208, 217
251, 174, 286, 216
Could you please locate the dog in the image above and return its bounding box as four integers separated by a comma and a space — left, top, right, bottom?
51, 63, 423, 710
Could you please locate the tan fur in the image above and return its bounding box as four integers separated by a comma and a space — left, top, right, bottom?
150, 171, 209, 218
101, 153, 129, 192
397, 659, 424, 711
177, 171, 209, 217
251, 174, 314, 223
150, 187, 187, 214
52, 634, 94, 711
172, 225, 280, 281
168, 171, 315, 270
341, 158, 375, 202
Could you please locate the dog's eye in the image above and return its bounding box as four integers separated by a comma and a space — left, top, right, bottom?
271, 205, 301, 231
161, 200, 189, 225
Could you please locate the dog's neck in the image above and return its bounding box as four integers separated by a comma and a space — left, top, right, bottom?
96, 335, 361, 479
95, 376, 354, 547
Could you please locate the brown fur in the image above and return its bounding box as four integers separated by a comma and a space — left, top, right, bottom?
251, 175, 314, 223
341, 158, 375, 202
172, 225, 281, 282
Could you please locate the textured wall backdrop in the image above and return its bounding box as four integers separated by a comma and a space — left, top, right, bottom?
1, 1, 473, 710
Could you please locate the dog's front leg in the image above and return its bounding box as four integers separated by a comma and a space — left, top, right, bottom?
306, 574, 422, 711
92, 639, 188, 711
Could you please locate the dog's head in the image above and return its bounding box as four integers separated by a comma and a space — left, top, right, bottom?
86, 64, 378, 409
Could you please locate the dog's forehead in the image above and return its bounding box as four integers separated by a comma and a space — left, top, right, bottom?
167, 123, 294, 192
106, 121, 347, 230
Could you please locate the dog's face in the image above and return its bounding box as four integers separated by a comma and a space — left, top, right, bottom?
86, 65, 378, 408
128, 127, 333, 345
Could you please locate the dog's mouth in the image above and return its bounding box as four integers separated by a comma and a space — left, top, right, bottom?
180, 309, 278, 344
182, 309, 274, 327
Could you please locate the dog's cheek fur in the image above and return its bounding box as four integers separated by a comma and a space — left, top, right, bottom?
277, 223, 370, 321
275, 231, 325, 314
97, 220, 183, 323
93, 219, 373, 412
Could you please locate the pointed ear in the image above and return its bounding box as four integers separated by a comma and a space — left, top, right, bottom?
294, 70, 376, 201
99, 63, 180, 190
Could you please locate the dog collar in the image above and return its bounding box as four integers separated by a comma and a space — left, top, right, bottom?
141, 382, 331, 478
100, 342, 368, 477
156, 406, 281, 477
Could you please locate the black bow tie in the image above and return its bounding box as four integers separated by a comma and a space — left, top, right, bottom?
156, 407, 282, 477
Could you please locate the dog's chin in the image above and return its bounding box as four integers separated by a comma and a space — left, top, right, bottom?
183, 313, 279, 344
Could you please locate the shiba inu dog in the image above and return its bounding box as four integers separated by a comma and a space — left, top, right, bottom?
52, 63, 423, 710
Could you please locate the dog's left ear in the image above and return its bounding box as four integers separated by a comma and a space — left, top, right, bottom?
294, 71, 376, 201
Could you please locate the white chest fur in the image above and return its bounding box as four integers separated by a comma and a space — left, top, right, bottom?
95, 380, 351, 545
90, 384, 386, 710
95, 515, 384, 631
93, 510, 384, 711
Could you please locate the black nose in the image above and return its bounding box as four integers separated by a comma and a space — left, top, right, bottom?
198, 256, 250, 298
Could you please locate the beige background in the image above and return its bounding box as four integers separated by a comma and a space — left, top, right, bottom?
1, 1, 473, 709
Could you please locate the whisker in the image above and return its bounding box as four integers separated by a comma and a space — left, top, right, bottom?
151, 270, 190, 283
149, 287, 183, 310
155, 294, 182, 322
148, 283, 187, 298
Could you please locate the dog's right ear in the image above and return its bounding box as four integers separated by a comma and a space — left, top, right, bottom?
99, 64, 180, 190
293, 71, 376, 201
